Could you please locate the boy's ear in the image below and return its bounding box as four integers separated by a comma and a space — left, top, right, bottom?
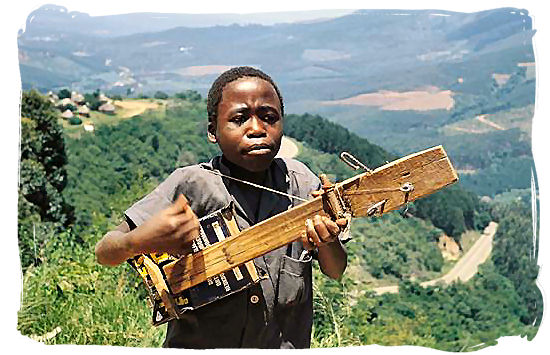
207, 121, 217, 143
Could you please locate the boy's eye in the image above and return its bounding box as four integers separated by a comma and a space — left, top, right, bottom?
263, 113, 279, 124
230, 115, 246, 124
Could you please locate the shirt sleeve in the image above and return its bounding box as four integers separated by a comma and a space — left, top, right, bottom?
124, 169, 184, 228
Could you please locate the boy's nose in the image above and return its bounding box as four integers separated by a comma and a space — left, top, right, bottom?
247, 116, 267, 137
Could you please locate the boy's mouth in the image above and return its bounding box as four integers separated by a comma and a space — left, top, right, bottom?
244, 143, 273, 155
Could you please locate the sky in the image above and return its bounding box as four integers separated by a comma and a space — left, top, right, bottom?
10, 0, 535, 17
2, 0, 549, 354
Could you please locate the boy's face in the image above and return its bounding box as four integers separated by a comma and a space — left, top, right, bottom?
209, 77, 283, 172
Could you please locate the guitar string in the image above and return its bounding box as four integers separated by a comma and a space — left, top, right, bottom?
202, 168, 309, 202
173, 170, 408, 286
174, 183, 414, 285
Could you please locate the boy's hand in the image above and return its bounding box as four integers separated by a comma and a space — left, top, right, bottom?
302, 189, 348, 250
129, 194, 200, 256
301, 215, 348, 250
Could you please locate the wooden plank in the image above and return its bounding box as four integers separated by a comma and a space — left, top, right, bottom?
142, 256, 179, 318
165, 198, 325, 294
223, 206, 261, 282
341, 146, 457, 217
164, 145, 457, 295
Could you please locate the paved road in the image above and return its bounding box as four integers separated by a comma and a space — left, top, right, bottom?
373, 222, 498, 295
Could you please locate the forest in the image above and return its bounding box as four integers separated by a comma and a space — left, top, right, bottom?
17, 90, 541, 350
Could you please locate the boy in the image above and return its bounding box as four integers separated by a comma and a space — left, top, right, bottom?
95, 66, 349, 348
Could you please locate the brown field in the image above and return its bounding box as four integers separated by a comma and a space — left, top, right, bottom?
321, 87, 455, 111
176, 65, 234, 77
492, 73, 511, 86
114, 100, 160, 118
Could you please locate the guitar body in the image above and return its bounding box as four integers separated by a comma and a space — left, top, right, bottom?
128, 203, 264, 326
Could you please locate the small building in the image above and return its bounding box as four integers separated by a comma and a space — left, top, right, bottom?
47, 91, 59, 104
98, 93, 109, 103
60, 97, 76, 107
61, 109, 74, 119
71, 91, 86, 104
480, 196, 492, 204
78, 105, 90, 117
83, 122, 95, 132
98, 102, 115, 114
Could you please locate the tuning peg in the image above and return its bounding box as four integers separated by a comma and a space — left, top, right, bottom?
340, 152, 373, 173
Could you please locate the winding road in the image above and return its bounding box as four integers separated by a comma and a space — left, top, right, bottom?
373, 222, 498, 295
276, 136, 299, 159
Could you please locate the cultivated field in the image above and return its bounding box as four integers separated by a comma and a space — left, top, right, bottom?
321, 87, 455, 111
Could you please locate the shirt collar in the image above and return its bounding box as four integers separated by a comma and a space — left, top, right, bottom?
202, 155, 292, 224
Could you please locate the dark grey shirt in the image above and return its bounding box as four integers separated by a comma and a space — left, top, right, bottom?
125, 156, 324, 348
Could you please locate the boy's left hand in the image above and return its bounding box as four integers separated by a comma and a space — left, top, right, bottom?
302, 215, 348, 250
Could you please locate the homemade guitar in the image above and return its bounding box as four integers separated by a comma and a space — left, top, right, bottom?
128, 145, 458, 325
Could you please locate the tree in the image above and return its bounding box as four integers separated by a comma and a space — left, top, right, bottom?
154, 91, 169, 100
491, 202, 543, 326
57, 88, 71, 99
175, 90, 202, 102
20, 90, 74, 225
19, 90, 75, 268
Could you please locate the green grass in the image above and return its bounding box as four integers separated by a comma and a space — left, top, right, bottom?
17, 230, 166, 346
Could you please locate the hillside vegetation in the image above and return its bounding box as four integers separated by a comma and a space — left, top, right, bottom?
17, 91, 540, 350
310, 63, 535, 198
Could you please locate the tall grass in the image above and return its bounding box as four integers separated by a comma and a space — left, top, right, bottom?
17, 229, 166, 346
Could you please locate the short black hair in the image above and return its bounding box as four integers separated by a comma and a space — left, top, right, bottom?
206, 66, 284, 125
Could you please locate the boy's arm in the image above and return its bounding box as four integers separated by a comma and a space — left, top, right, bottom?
302, 216, 348, 280
94, 220, 133, 266
95, 194, 200, 266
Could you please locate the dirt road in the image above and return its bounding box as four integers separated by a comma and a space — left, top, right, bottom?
373, 222, 498, 295
476, 115, 505, 130
276, 136, 299, 159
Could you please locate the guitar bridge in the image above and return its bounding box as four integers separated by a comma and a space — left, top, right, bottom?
319, 174, 349, 219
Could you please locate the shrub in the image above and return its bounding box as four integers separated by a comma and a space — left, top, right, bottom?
69, 116, 82, 125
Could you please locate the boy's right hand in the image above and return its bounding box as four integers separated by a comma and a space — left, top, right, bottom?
129, 194, 200, 256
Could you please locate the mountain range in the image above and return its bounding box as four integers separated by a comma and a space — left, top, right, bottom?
18, 5, 537, 197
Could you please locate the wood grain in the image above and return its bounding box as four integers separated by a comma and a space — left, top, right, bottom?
164, 145, 458, 295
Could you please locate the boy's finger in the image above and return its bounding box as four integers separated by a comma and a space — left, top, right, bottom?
310, 190, 323, 198
313, 215, 331, 243
335, 218, 348, 228
306, 218, 322, 246
300, 232, 316, 251
170, 194, 189, 214
322, 216, 341, 236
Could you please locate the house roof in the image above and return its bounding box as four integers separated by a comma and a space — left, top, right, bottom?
98, 103, 115, 112
61, 109, 74, 119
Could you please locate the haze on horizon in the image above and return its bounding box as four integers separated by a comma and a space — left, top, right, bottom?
29, 3, 356, 22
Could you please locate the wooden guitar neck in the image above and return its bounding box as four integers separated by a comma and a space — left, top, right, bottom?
163, 145, 458, 295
